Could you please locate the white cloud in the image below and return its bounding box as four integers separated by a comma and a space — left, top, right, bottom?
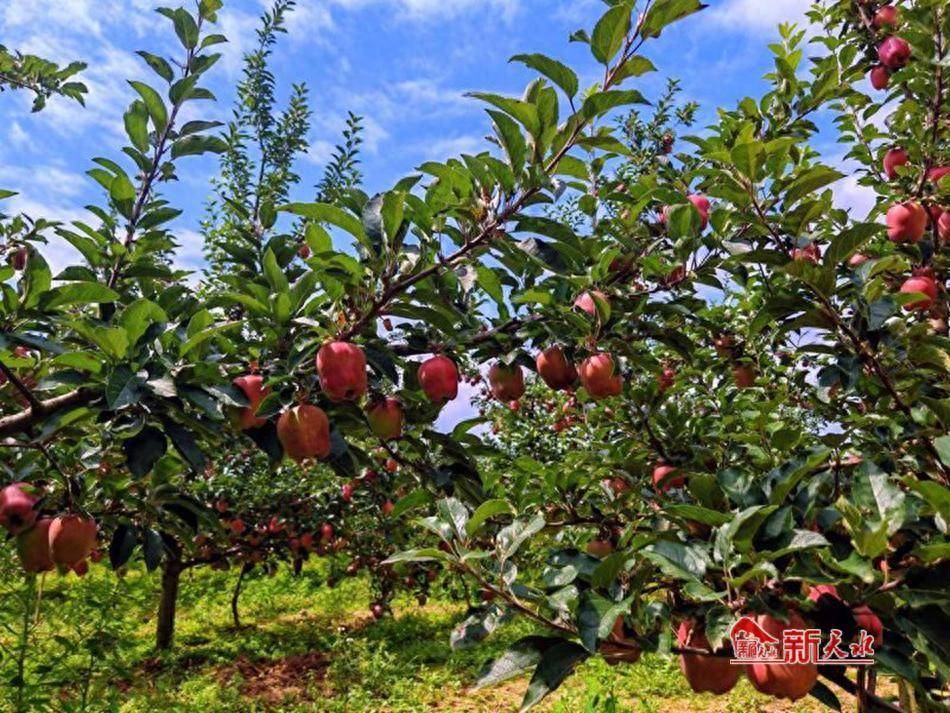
8, 123, 30, 149
305, 139, 337, 165
418, 134, 486, 160
324, 0, 521, 23
553, 0, 601, 26
832, 171, 876, 219
173, 228, 207, 272
707, 0, 812, 32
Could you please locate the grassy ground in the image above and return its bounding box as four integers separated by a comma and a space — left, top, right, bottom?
0, 561, 881, 712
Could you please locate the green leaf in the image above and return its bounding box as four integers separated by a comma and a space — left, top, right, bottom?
164, 421, 206, 472
135, 51, 174, 83
143, 529, 166, 572
497, 514, 545, 558
198, 0, 223, 21
590, 2, 632, 65
581, 89, 649, 118
390, 489, 432, 519
123, 425, 167, 479
381, 548, 449, 564
487, 110, 527, 174
476, 265, 505, 307
128, 81, 167, 132
170, 8, 199, 49
178, 120, 223, 137
731, 140, 765, 181
466, 499, 514, 536
171, 135, 227, 158
510, 53, 579, 98
110, 174, 136, 217
262, 249, 289, 295
783, 166, 845, 208
612, 55, 657, 82
105, 365, 145, 410
109, 524, 138, 570
21, 250, 52, 309
935, 436, 950, 468
641, 0, 705, 39
808, 680, 841, 711
467, 92, 539, 137
765, 529, 829, 560
123, 101, 150, 152
474, 636, 559, 690
643, 540, 709, 581
520, 641, 589, 711
178, 321, 241, 357
281, 202, 367, 244
824, 222, 881, 266
381, 191, 405, 243
40, 283, 120, 309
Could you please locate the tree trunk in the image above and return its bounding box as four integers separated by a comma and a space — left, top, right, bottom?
231, 562, 251, 628
156, 553, 182, 650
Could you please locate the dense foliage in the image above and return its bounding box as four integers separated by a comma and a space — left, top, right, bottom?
0, 0, 947, 711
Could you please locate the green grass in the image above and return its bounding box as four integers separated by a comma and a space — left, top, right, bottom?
0, 562, 845, 712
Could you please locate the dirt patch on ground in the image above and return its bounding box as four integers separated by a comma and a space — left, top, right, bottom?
218, 652, 330, 705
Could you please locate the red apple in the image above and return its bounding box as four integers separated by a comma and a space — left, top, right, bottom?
852, 604, 883, 645
9, 247, 27, 271
48, 515, 98, 567
806, 584, 841, 605
688, 194, 710, 230
878, 36, 910, 69
599, 617, 642, 665
677, 620, 741, 694
732, 364, 756, 388
882, 147, 908, 179
298, 244, 311, 259
887, 202, 928, 243
579, 353, 622, 400
586, 539, 613, 557
939, 211, 950, 240
653, 463, 685, 493
366, 397, 403, 441
658, 368, 675, 392
873, 5, 899, 27
316, 341, 367, 402
713, 335, 734, 358
0, 482, 41, 535
320, 522, 334, 543
790, 243, 821, 263
232, 374, 270, 430
848, 253, 869, 267
745, 611, 818, 701
16, 518, 54, 573
573, 290, 607, 317
277, 403, 331, 462
488, 362, 525, 402
927, 166, 950, 183
418, 355, 459, 403
869, 65, 890, 90
900, 273, 938, 311
536, 345, 578, 390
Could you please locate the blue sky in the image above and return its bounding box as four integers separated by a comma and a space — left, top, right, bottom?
0, 0, 861, 276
